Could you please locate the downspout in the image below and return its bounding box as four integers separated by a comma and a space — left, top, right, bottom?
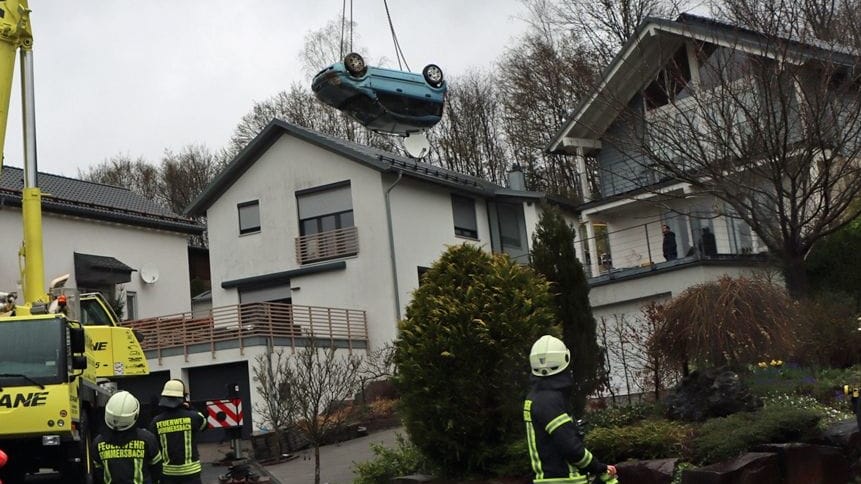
384, 169, 404, 321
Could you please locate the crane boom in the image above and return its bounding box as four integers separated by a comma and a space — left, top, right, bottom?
0, 4, 151, 481
0, 0, 45, 308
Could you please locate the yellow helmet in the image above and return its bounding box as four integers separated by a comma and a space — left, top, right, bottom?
529, 335, 570, 377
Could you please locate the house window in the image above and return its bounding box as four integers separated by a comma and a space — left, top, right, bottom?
643, 45, 692, 110
497, 203, 524, 249
417, 266, 431, 286
452, 195, 478, 239
238, 200, 260, 235
297, 183, 353, 235
125, 291, 138, 321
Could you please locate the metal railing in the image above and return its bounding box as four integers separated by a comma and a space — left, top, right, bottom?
582, 215, 762, 280
295, 226, 359, 265
124, 302, 368, 363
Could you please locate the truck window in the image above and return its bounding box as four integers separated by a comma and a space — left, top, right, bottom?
80, 298, 115, 326
0, 318, 64, 381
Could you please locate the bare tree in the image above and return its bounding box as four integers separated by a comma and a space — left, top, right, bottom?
159, 144, 224, 216
225, 83, 400, 160
600, 11, 861, 297
78, 154, 161, 201
252, 341, 364, 484
551, 0, 685, 67
426, 71, 510, 184
711, 0, 861, 47
252, 348, 296, 460
497, 26, 599, 195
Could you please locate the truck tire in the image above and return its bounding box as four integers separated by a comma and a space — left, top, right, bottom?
63, 409, 95, 484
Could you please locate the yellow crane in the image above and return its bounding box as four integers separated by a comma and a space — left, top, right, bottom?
0, 2, 149, 482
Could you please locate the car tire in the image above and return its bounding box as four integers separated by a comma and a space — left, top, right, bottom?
422, 64, 444, 87
344, 52, 366, 76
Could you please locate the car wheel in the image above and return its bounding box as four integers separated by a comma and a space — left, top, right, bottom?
344, 52, 366, 76
423, 64, 444, 87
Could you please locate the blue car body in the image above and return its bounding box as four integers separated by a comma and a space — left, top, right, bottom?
312, 62, 447, 136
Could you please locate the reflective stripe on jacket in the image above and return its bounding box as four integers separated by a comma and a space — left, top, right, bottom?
150, 407, 207, 476
524, 371, 608, 483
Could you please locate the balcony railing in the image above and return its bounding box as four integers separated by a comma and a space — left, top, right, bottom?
581, 216, 765, 281
124, 302, 368, 363
295, 226, 359, 265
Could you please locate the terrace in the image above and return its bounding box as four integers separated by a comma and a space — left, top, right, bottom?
124, 301, 368, 363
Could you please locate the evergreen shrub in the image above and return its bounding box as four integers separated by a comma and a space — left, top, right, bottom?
394, 244, 556, 476
353, 434, 432, 484
585, 419, 693, 463
690, 406, 821, 464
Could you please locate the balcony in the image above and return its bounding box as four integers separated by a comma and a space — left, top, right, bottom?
124, 302, 368, 363
581, 215, 768, 286
295, 226, 359, 265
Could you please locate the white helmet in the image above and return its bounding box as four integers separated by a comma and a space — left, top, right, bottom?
530, 335, 571, 377
105, 391, 140, 431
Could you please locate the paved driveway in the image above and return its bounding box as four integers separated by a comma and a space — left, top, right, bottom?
200, 427, 405, 484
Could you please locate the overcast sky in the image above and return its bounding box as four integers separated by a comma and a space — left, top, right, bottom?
2, 0, 532, 177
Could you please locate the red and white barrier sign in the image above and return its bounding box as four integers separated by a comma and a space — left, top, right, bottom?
206, 398, 243, 428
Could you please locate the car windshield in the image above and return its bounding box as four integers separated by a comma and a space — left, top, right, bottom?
376, 92, 443, 117
0, 318, 64, 381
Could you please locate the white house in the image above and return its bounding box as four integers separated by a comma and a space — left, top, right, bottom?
546, 13, 856, 394
131, 119, 578, 437
0, 166, 202, 319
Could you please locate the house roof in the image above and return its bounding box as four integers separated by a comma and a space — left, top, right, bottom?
0, 166, 203, 234
547, 13, 860, 153
186, 119, 578, 216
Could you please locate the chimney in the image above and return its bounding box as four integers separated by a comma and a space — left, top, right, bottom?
507, 163, 525, 191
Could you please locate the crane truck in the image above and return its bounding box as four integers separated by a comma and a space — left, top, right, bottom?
0, 2, 150, 482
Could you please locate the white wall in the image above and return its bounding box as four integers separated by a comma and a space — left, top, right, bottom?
0, 210, 191, 317
207, 134, 401, 348
388, 177, 491, 323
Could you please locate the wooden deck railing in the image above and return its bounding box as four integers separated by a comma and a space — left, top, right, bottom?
295, 226, 359, 265
124, 302, 368, 362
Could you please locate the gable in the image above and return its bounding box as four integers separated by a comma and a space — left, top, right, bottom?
548, 14, 859, 154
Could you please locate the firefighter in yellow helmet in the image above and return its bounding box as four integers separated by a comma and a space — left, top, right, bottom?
92, 391, 163, 484
524, 335, 618, 483
150, 379, 207, 484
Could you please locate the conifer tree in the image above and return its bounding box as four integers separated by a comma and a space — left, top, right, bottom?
530, 205, 603, 415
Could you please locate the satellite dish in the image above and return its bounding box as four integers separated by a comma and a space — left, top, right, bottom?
403, 132, 430, 159
139, 266, 159, 284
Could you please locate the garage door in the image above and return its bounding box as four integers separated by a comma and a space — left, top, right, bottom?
117, 370, 171, 433
187, 362, 252, 442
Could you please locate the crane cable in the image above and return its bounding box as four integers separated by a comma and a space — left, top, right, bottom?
340, 0, 410, 71
383, 0, 410, 71
339, 0, 354, 58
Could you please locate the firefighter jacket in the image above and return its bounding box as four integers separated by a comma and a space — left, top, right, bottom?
150, 406, 207, 477
524, 371, 610, 483
92, 427, 162, 484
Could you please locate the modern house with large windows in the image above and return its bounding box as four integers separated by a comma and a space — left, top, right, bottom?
125, 119, 577, 437
548, 13, 858, 394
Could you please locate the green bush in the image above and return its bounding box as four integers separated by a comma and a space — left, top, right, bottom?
486, 438, 532, 479
585, 419, 693, 463
763, 394, 854, 427
394, 244, 556, 477
690, 405, 821, 464
585, 403, 655, 430
352, 434, 433, 484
